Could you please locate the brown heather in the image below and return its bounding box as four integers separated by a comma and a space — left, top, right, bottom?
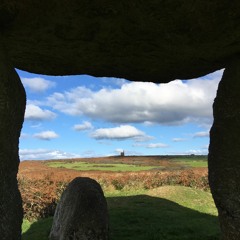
18, 159, 209, 221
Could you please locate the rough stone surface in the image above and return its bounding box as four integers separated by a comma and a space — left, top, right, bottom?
209, 60, 240, 240
1, 1, 240, 82
0, 43, 26, 239
49, 177, 109, 240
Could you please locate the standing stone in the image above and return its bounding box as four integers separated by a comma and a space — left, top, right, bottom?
0, 44, 26, 239
209, 59, 240, 239
49, 177, 109, 240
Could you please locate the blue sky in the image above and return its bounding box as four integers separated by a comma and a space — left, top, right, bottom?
17, 69, 223, 160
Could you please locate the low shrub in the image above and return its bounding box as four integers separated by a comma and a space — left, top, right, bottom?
18, 168, 209, 220
18, 177, 66, 221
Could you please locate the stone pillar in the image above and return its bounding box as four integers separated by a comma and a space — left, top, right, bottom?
0, 45, 26, 239
209, 60, 240, 240
49, 177, 109, 240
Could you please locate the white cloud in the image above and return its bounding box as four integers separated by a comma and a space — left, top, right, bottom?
33, 131, 59, 140
146, 143, 169, 148
133, 135, 155, 142
170, 149, 208, 155
21, 77, 55, 92
185, 149, 208, 155
193, 131, 209, 138
73, 121, 93, 131
46, 70, 223, 125
91, 125, 146, 140
99, 77, 127, 87
25, 104, 56, 121
172, 138, 186, 142
19, 149, 80, 160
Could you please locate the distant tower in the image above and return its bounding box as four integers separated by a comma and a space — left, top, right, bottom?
120, 151, 125, 157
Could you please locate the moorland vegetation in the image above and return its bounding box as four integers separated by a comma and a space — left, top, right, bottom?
19, 155, 220, 240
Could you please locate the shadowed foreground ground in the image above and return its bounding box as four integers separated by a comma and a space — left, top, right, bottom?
22, 194, 220, 240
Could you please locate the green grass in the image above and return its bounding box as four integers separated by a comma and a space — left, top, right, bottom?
47, 156, 208, 172
148, 186, 217, 215
22, 219, 31, 233
47, 161, 160, 172
22, 186, 220, 240
172, 157, 208, 168
22, 218, 52, 240
175, 160, 207, 168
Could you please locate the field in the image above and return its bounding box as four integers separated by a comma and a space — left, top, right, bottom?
18, 155, 220, 240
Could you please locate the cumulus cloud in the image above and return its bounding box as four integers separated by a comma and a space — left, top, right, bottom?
193, 131, 209, 138
73, 121, 93, 131
46, 70, 223, 125
19, 149, 80, 160
91, 125, 146, 140
172, 138, 186, 142
25, 104, 56, 121
146, 143, 169, 148
21, 77, 55, 92
33, 131, 59, 140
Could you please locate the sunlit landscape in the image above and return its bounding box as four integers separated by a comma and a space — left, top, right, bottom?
20, 155, 220, 240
